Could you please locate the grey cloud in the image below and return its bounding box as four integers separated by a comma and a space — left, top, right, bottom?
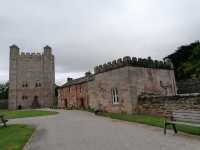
0, 0, 200, 84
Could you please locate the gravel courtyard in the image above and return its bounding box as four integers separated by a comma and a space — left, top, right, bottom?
11, 109, 200, 150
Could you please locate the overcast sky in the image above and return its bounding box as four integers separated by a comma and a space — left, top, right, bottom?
0, 0, 200, 85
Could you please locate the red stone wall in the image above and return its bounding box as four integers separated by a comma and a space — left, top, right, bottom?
58, 83, 88, 109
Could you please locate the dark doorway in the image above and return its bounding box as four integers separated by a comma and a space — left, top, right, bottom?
32, 96, 40, 109
80, 98, 85, 109
18, 105, 22, 110
64, 99, 68, 108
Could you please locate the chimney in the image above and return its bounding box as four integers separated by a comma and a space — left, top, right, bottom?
67, 78, 73, 82
85, 71, 92, 77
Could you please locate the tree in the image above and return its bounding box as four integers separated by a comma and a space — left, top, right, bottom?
0, 82, 9, 100
165, 41, 200, 80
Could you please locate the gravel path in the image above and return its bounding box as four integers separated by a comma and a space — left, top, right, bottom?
10, 109, 200, 150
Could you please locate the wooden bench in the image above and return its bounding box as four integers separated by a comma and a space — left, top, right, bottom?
164, 110, 200, 134
0, 115, 8, 127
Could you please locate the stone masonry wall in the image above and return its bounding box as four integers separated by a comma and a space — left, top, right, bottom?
58, 56, 176, 114
58, 82, 89, 109
9, 45, 55, 110
137, 94, 200, 117
88, 66, 176, 114
94, 56, 173, 74
88, 67, 132, 113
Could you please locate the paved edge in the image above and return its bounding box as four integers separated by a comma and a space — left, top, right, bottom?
23, 126, 37, 150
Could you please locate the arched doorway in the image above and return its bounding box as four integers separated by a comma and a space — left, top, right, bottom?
32, 96, 40, 108
18, 105, 22, 110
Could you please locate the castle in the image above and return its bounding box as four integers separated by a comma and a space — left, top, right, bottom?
58, 56, 177, 114
9, 45, 55, 110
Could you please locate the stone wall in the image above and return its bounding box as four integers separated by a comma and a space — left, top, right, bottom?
177, 79, 200, 94
137, 94, 200, 117
88, 67, 133, 113
9, 45, 55, 110
58, 56, 176, 114
94, 56, 173, 74
58, 82, 89, 109
58, 73, 93, 109
88, 66, 176, 114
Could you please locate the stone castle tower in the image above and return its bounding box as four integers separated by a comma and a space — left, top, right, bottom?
9, 45, 55, 110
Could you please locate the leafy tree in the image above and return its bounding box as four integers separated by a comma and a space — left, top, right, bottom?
0, 82, 9, 100
165, 41, 200, 80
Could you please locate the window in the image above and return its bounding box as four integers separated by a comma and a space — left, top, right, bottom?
22, 82, 28, 87
22, 95, 28, 100
35, 80, 42, 87
35, 82, 41, 87
111, 88, 119, 104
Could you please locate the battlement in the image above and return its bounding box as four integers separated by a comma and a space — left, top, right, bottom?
10, 44, 52, 58
94, 56, 173, 74
20, 52, 42, 57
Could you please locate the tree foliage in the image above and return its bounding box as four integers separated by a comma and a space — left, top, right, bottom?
0, 82, 9, 100
165, 41, 200, 80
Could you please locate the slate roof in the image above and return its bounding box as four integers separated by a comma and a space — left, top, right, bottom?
59, 75, 94, 88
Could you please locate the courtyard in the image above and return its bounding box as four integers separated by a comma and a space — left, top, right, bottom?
10, 109, 200, 150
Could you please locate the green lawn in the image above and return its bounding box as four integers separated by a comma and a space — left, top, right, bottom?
0, 110, 58, 119
0, 124, 35, 150
97, 112, 200, 135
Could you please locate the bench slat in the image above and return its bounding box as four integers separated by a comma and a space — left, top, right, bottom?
168, 121, 200, 127
173, 117, 200, 122
174, 118, 200, 123
174, 110, 200, 114
173, 113, 200, 117
170, 110, 200, 124
173, 115, 200, 120
173, 112, 200, 116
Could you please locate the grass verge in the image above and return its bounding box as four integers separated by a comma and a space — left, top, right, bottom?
86, 110, 200, 136
0, 110, 58, 119
0, 124, 35, 150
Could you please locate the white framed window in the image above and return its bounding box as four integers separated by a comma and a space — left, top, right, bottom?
111, 88, 119, 104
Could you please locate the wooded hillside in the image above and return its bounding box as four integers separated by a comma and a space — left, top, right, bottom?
165, 41, 200, 81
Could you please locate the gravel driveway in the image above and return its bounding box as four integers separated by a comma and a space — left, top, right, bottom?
11, 109, 200, 150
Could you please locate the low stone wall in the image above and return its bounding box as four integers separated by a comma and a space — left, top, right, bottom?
137, 94, 200, 117
177, 79, 200, 94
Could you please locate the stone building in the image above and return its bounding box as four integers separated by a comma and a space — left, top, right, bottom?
58, 56, 177, 114
9, 45, 55, 110
58, 72, 93, 109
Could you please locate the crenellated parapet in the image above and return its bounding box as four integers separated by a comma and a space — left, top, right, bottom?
19, 52, 42, 57
94, 56, 173, 74
10, 44, 52, 58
